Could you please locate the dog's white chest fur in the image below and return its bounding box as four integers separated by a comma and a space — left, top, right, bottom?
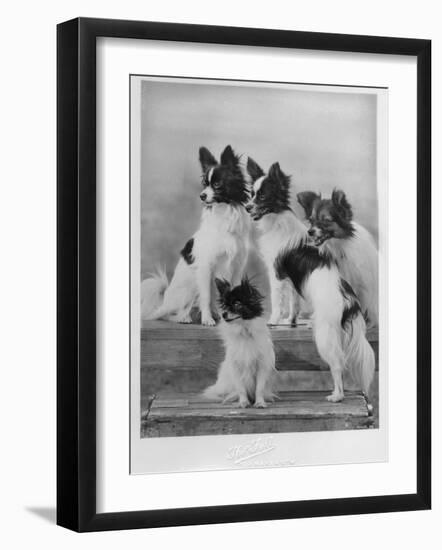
257, 210, 307, 266
192, 204, 251, 276
220, 319, 273, 367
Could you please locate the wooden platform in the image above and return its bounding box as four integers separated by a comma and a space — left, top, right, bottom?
141, 320, 378, 391
140, 320, 379, 437
141, 391, 374, 437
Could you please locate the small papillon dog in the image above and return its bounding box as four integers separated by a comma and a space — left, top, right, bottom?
141, 145, 251, 326
203, 278, 276, 408
297, 190, 378, 327
246, 158, 374, 402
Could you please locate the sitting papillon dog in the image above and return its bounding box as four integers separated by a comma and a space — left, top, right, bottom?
297, 190, 378, 327
141, 145, 251, 326
246, 159, 302, 326
203, 278, 276, 408
246, 158, 374, 402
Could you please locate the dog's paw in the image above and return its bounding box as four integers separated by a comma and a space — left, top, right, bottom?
326, 392, 344, 403
176, 315, 192, 324
268, 314, 285, 326
254, 399, 267, 408
278, 318, 293, 326
211, 311, 221, 322
201, 314, 216, 326
266, 394, 279, 403
238, 398, 251, 408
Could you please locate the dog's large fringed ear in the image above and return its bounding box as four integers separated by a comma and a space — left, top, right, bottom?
240, 277, 264, 304
199, 147, 217, 173
268, 162, 290, 188
246, 157, 265, 182
240, 276, 252, 294
297, 191, 320, 218
331, 189, 353, 221
220, 145, 239, 168
215, 278, 231, 297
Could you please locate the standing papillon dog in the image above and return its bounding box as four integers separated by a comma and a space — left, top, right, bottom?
246, 158, 374, 402
297, 190, 378, 327
141, 145, 251, 326
203, 278, 276, 408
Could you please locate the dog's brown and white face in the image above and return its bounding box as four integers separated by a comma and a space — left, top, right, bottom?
297, 189, 355, 246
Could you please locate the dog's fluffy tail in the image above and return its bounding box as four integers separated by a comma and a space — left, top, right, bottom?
140, 268, 169, 320
202, 362, 236, 401
341, 283, 375, 396
203, 359, 277, 403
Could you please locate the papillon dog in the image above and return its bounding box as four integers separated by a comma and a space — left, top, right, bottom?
297, 190, 378, 327
246, 159, 302, 326
203, 278, 276, 408
246, 158, 374, 402
141, 145, 251, 326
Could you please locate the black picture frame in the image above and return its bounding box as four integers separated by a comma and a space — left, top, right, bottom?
57, 17, 431, 532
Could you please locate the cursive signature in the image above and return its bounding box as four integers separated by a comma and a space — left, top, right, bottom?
226, 436, 276, 464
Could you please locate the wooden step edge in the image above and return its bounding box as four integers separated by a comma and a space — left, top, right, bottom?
140, 363, 332, 372
143, 391, 370, 419
141, 392, 374, 437
140, 361, 378, 373
141, 320, 378, 342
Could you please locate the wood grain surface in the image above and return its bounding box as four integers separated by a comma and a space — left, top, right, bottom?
142, 390, 373, 437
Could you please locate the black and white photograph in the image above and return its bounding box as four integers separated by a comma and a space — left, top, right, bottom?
1, 1, 434, 541
130, 75, 387, 473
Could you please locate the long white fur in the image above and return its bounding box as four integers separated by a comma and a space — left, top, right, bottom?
256, 208, 375, 402
319, 222, 378, 327
140, 267, 168, 320
305, 267, 375, 401
141, 203, 251, 325
256, 210, 307, 324
203, 316, 276, 408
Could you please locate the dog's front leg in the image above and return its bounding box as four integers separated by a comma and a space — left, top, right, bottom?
232, 371, 250, 408
254, 368, 268, 408
196, 264, 216, 326
286, 284, 302, 326
267, 271, 285, 325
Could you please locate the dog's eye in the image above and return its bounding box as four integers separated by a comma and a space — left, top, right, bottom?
212, 181, 221, 189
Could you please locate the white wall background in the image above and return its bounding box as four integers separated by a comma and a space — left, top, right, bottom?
0, 1, 440, 548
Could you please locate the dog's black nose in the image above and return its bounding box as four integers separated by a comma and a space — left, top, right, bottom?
308, 228, 315, 237
200, 192, 207, 201
245, 204, 252, 213
222, 312, 228, 320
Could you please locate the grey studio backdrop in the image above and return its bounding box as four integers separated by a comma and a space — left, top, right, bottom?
139, 78, 378, 307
